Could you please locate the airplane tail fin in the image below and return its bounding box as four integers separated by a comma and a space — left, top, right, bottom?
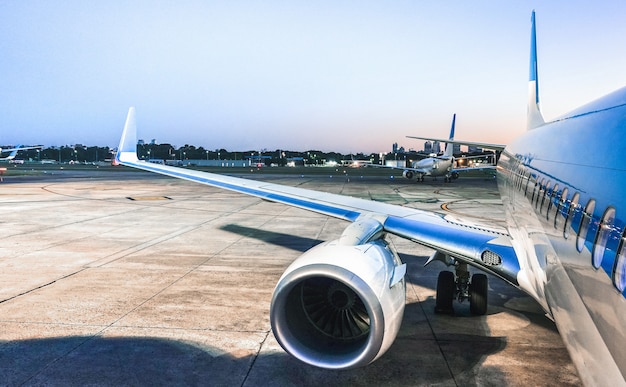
115, 107, 139, 165
444, 114, 456, 157
527, 10, 545, 130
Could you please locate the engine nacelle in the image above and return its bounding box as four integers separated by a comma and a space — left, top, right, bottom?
270, 239, 406, 370
402, 170, 414, 179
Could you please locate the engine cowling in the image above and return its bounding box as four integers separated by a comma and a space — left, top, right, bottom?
270, 238, 406, 370
402, 170, 414, 179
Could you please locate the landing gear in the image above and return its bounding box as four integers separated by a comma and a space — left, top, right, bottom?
435, 271, 455, 314
443, 172, 459, 183
469, 274, 488, 315
434, 263, 488, 316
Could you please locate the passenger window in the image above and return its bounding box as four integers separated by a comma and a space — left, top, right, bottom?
547, 184, 558, 218
554, 187, 568, 229
577, 199, 596, 253
564, 192, 580, 239
530, 180, 538, 202
592, 207, 616, 269
536, 179, 545, 208
518, 169, 527, 191
523, 173, 531, 195
541, 182, 552, 214
613, 234, 626, 293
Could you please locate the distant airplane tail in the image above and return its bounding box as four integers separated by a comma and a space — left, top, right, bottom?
527, 10, 545, 130
443, 114, 456, 158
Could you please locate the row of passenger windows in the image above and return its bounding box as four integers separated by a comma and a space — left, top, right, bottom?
509, 162, 626, 294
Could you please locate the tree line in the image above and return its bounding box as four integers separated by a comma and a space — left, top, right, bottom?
9, 143, 496, 166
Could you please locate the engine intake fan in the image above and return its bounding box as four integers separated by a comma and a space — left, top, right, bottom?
270, 239, 406, 370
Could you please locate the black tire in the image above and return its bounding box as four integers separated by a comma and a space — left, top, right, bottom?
469, 273, 488, 315
435, 271, 455, 314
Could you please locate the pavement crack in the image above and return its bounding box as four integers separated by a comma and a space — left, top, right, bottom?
0, 269, 85, 305
241, 330, 271, 387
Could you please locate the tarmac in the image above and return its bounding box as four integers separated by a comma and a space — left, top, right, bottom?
0, 167, 581, 386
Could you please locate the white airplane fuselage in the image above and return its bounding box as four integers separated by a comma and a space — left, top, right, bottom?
496, 91, 626, 383
409, 157, 453, 178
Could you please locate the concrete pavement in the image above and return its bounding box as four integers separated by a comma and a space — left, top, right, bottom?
0, 170, 580, 386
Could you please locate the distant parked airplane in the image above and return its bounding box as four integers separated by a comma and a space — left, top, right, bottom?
379, 114, 499, 182
0, 145, 42, 161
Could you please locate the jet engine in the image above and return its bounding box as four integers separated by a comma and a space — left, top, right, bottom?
402, 170, 414, 179
270, 238, 406, 370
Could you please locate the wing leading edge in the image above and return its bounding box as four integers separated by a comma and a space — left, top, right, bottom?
115, 107, 520, 285
405, 136, 505, 152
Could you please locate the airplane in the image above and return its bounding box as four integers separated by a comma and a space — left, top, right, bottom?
376, 114, 499, 182
115, 11, 625, 384
0, 145, 42, 161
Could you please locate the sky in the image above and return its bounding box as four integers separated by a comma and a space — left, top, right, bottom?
2, 1, 626, 153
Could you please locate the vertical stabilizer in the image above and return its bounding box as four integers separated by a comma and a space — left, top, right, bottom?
444, 114, 456, 158
527, 11, 545, 130
115, 107, 139, 164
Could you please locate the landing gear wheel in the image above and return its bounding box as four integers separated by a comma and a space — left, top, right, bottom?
469, 273, 488, 315
435, 271, 455, 314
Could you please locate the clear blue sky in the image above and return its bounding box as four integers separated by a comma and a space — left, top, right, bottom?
2, 1, 626, 153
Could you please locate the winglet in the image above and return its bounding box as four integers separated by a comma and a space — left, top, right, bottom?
443, 114, 456, 157
527, 10, 545, 130
115, 107, 139, 165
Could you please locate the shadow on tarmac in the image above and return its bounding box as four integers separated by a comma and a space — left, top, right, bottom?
3, 225, 510, 385
2, 325, 505, 386
220, 224, 322, 253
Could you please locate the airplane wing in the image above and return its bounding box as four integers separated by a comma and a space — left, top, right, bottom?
116, 107, 520, 285
406, 136, 505, 151
0, 145, 43, 154
0, 149, 19, 161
